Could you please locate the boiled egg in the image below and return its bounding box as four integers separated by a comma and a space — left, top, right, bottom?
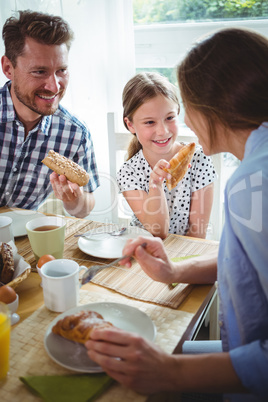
0, 285, 17, 304
37, 254, 56, 268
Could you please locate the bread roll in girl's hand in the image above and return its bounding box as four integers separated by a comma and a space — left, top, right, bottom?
164, 142, 196, 190
42, 150, 90, 186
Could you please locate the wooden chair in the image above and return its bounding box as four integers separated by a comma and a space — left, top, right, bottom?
107, 112, 133, 224
107, 112, 224, 239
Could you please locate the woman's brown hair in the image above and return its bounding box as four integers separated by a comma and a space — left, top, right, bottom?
123, 72, 180, 160
177, 28, 268, 146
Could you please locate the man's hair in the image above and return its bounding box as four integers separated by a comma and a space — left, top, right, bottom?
2, 9, 74, 66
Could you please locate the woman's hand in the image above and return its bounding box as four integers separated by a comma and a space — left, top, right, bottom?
120, 236, 218, 284
85, 327, 174, 395
119, 236, 176, 284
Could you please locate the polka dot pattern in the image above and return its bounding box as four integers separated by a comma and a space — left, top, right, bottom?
117, 144, 216, 235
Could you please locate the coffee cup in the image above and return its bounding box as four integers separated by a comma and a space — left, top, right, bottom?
0, 216, 14, 243
40, 259, 86, 312
26, 216, 66, 262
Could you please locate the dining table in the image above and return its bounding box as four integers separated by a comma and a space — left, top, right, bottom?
0, 207, 219, 402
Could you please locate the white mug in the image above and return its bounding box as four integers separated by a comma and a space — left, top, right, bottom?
0, 216, 14, 243
40, 259, 86, 312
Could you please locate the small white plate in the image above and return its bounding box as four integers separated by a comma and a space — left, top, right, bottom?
0, 210, 43, 237
44, 302, 156, 373
78, 226, 153, 259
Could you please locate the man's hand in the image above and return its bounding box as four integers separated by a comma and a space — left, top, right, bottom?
50, 172, 95, 218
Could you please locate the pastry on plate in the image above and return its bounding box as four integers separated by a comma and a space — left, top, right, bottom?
52, 310, 114, 344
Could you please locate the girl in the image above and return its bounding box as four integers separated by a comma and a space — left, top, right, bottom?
117, 72, 216, 239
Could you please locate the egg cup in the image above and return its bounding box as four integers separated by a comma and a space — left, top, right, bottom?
7, 293, 20, 325
36, 264, 43, 287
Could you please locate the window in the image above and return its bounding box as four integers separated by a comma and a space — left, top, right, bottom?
133, 0, 268, 24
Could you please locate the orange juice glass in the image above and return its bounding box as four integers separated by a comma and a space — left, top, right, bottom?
0, 302, 11, 380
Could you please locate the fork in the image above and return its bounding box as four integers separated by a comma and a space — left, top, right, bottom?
81, 242, 147, 285
74, 227, 127, 238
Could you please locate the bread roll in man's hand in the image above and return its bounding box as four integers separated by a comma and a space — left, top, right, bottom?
42, 150, 90, 186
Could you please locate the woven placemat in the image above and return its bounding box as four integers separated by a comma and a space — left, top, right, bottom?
90, 237, 219, 309
1, 290, 194, 402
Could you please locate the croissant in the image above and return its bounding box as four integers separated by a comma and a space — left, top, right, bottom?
42, 150, 90, 186
52, 310, 114, 344
164, 142, 196, 190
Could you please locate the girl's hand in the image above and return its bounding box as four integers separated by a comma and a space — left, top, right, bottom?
149, 159, 171, 189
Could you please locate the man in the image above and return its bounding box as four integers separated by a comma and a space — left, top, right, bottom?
0, 10, 99, 218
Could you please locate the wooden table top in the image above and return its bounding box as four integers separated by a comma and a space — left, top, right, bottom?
0, 206, 218, 344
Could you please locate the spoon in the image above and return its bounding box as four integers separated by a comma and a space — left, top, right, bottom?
74, 227, 127, 238
81, 242, 147, 285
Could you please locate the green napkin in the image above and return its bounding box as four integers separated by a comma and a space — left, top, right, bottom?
170, 255, 199, 287
20, 374, 114, 402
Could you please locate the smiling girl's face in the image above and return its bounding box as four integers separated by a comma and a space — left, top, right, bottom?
124, 94, 179, 163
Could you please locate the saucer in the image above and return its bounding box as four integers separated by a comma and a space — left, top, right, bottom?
7, 294, 20, 325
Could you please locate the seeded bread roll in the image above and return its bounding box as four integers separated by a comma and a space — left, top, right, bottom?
42, 150, 90, 186
0, 242, 15, 284
52, 310, 114, 344
164, 142, 196, 190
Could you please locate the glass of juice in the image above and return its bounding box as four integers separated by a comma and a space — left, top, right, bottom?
0, 302, 11, 381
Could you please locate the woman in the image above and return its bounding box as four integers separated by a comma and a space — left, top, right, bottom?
117, 72, 215, 239
85, 28, 268, 401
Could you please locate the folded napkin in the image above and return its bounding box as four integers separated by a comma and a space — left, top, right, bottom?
171, 255, 198, 287
20, 374, 114, 402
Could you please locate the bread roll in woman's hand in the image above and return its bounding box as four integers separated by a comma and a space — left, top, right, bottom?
164, 142, 196, 190
42, 150, 90, 186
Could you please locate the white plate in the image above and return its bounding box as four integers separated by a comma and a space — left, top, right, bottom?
0, 210, 43, 237
78, 226, 153, 259
44, 302, 156, 373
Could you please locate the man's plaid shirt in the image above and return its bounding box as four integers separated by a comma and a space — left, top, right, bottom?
0, 81, 99, 210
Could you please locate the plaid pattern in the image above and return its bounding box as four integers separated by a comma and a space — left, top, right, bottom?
0, 81, 99, 210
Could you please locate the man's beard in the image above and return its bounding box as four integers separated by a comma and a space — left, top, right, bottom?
13, 84, 64, 116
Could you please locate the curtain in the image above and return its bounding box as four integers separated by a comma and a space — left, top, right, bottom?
0, 0, 135, 222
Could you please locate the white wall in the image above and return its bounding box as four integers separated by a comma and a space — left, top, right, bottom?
0, 0, 136, 223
